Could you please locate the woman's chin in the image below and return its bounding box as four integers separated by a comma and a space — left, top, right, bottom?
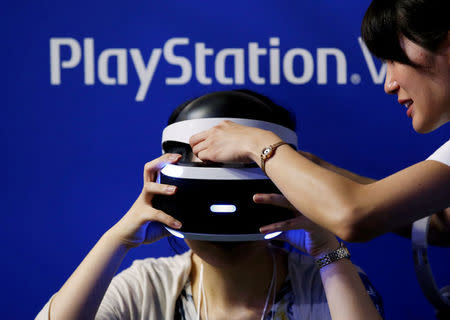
412, 116, 432, 134
188, 240, 267, 267
412, 123, 428, 134
412, 116, 448, 134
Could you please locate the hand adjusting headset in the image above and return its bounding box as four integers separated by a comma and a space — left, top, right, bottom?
152, 90, 298, 241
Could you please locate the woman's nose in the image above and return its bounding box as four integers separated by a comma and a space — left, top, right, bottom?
384, 63, 399, 94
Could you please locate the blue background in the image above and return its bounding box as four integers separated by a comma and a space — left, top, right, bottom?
2, 1, 449, 319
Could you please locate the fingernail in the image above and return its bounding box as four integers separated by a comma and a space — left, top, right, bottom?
166, 186, 176, 193
254, 194, 262, 201
168, 154, 180, 161
172, 221, 182, 228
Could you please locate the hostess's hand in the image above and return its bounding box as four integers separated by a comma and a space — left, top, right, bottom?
189, 120, 280, 163
255, 193, 339, 257
108, 154, 183, 249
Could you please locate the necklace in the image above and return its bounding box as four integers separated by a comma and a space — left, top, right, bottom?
195, 250, 277, 320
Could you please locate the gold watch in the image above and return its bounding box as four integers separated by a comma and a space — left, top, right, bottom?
260, 141, 288, 174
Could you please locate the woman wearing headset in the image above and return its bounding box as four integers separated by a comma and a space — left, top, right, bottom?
36, 91, 384, 320
189, 0, 450, 245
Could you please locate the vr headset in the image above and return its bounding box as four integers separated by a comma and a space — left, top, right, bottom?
152, 91, 298, 241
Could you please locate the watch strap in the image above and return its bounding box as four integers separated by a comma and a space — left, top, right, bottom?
260, 141, 288, 174
314, 243, 351, 269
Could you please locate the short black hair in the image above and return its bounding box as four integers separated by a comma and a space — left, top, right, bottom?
164, 90, 296, 161
361, 0, 449, 65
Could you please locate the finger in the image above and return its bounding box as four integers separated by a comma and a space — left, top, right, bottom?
218, 119, 237, 128
276, 229, 301, 242
253, 193, 296, 210
196, 149, 219, 162
196, 149, 212, 162
189, 130, 208, 147
260, 217, 305, 233
144, 182, 177, 196
275, 230, 290, 242
276, 230, 308, 253
141, 208, 182, 229
191, 139, 209, 156
152, 209, 182, 229
144, 153, 181, 183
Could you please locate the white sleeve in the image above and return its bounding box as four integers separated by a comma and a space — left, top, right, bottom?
427, 139, 450, 166
34, 252, 191, 320
95, 258, 168, 320
96, 252, 192, 320
33, 264, 161, 320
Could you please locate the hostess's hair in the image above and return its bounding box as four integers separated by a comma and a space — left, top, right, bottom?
361, 0, 449, 65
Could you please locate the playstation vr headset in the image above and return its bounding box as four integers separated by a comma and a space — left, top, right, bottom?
152, 90, 298, 241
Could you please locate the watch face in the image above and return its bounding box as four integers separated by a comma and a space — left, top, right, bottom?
263, 147, 272, 156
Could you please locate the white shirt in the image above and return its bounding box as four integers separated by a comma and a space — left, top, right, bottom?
427, 139, 450, 166
36, 250, 338, 320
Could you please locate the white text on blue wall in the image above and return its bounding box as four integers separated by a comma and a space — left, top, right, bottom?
50, 37, 386, 101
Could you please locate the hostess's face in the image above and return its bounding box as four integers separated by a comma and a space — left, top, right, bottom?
384, 34, 450, 133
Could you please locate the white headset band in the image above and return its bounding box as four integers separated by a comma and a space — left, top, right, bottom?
412, 216, 450, 311
161, 164, 268, 180
162, 118, 298, 148
165, 227, 276, 241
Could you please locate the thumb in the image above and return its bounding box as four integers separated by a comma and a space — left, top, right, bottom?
277, 229, 307, 252
143, 221, 170, 244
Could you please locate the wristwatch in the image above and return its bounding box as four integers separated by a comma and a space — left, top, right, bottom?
260, 141, 288, 174
314, 242, 351, 269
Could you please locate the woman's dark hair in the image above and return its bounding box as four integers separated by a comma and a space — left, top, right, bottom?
361, 0, 449, 65
164, 90, 296, 162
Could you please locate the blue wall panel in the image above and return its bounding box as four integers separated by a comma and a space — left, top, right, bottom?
2, 1, 449, 318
